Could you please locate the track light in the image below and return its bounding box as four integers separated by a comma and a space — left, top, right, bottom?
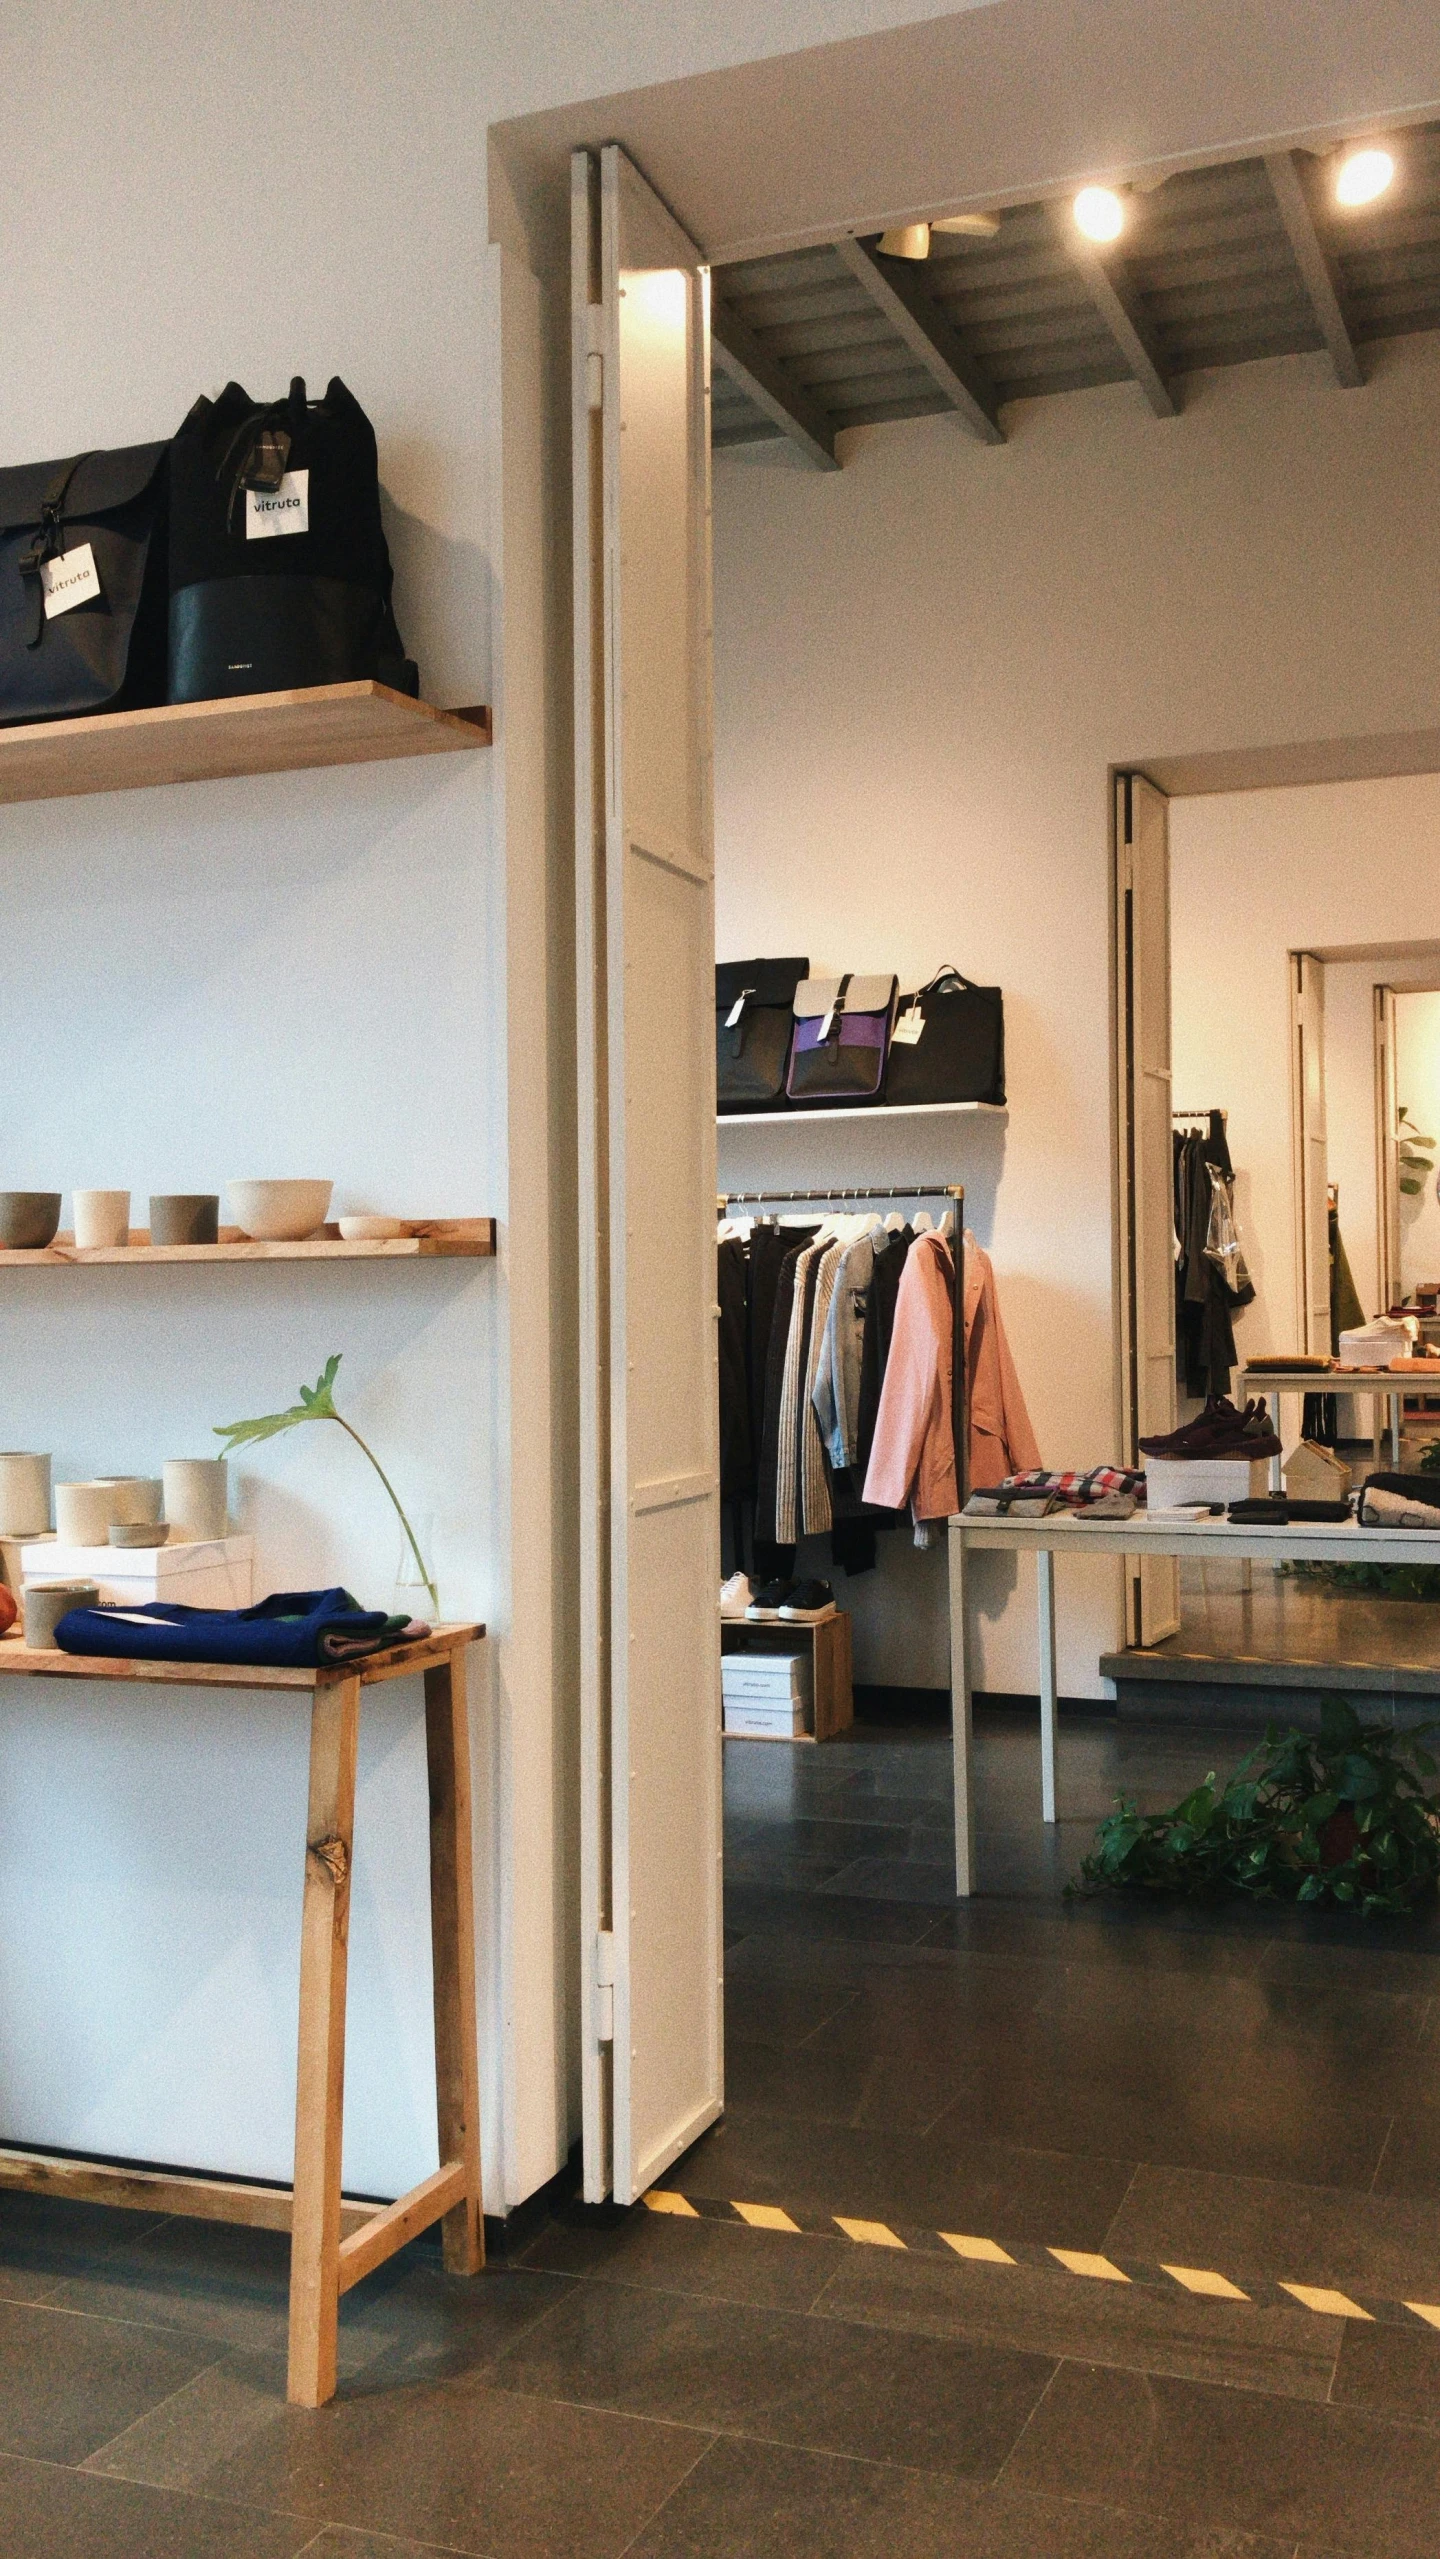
1335, 145, 1395, 208
875, 210, 1002, 260
1073, 185, 1125, 243
932, 212, 1002, 239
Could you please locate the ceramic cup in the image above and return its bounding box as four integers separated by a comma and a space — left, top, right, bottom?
54, 1482, 122, 1546
23, 1579, 99, 1649
149, 1194, 219, 1247
0, 1194, 61, 1250
0, 1453, 51, 1537
163, 1457, 228, 1542
73, 1190, 130, 1249
108, 1521, 169, 1548
95, 1476, 163, 1526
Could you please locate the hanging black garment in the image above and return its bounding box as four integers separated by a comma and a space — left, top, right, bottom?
717, 1239, 753, 1500
0, 443, 169, 723
753, 1234, 817, 1556
1329, 1203, 1365, 1347
167, 377, 416, 703
856, 1224, 914, 1479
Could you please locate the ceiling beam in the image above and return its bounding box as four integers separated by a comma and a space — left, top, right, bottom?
832, 235, 1005, 445
1056, 214, 1177, 418
709, 298, 841, 470
1264, 150, 1364, 389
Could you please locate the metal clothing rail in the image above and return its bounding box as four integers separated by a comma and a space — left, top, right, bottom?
1172, 1107, 1228, 1122
716, 1177, 969, 1525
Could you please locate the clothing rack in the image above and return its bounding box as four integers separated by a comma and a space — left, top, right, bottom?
1172, 1108, 1227, 1123
716, 1182, 968, 1507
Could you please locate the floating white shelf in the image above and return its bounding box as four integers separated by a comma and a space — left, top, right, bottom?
717, 1101, 1007, 1127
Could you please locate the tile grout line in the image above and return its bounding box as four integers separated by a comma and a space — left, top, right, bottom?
610, 2429, 722, 2559
1368, 2113, 1397, 2197
76, 2343, 241, 2474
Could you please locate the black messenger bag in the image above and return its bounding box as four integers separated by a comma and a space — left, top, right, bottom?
716, 957, 809, 1112
167, 376, 417, 703
0, 443, 169, 725
884, 966, 1006, 1107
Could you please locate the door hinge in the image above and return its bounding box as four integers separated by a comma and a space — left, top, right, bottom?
594, 1930, 615, 2044
586, 304, 604, 411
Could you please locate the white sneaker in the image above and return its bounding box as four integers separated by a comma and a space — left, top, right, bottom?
719, 1573, 752, 1621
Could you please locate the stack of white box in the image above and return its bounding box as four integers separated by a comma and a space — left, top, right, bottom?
18, 1535, 254, 1611
722, 1647, 812, 1737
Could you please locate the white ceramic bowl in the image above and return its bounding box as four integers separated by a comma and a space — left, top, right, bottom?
227, 1180, 333, 1241
337, 1215, 412, 1241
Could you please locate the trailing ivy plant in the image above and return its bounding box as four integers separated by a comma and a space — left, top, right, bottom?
214, 1353, 438, 1616
1075, 1696, 1440, 1917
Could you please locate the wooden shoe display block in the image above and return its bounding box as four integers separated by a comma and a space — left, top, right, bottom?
721, 1611, 854, 1742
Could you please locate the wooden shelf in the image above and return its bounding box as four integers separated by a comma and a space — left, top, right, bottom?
0, 683, 491, 808
718, 1101, 1006, 1127
0, 1219, 494, 1268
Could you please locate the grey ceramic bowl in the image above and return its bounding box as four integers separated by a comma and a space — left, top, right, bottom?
149, 1194, 219, 1247
108, 1521, 170, 1548
0, 1193, 61, 1250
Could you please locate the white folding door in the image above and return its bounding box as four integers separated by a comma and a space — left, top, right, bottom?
1115, 772, 1180, 1643
572, 146, 722, 2205
1291, 953, 1330, 1354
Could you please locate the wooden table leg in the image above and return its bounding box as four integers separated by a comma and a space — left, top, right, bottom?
1036, 1547, 1058, 1825
947, 1524, 976, 1898
287, 1672, 361, 2409
425, 1648, 484, 2273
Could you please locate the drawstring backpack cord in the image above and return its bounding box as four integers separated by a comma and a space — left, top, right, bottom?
17, 454, 88, 647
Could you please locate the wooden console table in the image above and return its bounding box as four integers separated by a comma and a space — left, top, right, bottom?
0, 1620, 485, 2407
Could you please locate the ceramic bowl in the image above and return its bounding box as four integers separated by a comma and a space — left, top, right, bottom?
0, 1193, 61, 1250
338, 1214, 412, 1241
150, 1194, 219, 1246
228, 1180, 333, 1241
108, 1521, 170, 1548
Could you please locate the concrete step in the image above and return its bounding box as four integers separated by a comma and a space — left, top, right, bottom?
1100, 1645, 1440, 1731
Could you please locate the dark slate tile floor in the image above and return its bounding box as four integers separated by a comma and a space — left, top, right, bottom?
4, 1699, 1440, 2557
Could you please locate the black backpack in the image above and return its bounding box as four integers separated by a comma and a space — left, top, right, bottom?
167, 376, 417, 703
0, 443, 169, 725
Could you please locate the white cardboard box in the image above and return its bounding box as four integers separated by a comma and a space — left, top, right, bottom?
1145, 1456, 1270, 1510
724, 1698, 809, 1737
19, 1534, 254, 1611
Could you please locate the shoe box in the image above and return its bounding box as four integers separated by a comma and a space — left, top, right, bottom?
722, 1643, 812, 1737
1145, 1454, 1272, 1510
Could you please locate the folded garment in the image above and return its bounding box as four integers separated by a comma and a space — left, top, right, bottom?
1072, 1493, 1138, 1519
1243, 1353, 1333, 1372
1360, 1487, 1440, 1530
54, 1587, 418, 1669
990, 1466, 1145, 1509
1362, 1472, 1440, 1508
963, 1491, 1057, 1517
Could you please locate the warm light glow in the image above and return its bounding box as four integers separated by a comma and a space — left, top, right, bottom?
877, 223, 930, 260
1073, 186, 1125, 243
1335, 146, 1395, 208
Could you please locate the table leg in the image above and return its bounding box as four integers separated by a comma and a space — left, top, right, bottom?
947, 1525, 976, 1897
1373, 1400, 1383, 1473
1392, 1392, 1402, 1468
1037, 1548, 1058, 1825
288, 1672, 361, 2409
425, 1650, 485, 2274
1269, 1393, 1282, 1493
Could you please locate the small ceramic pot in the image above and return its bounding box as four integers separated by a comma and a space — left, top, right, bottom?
54, 1482, 121, 1546
73, 1190, 130, 1249
227, 1179, 333, 1241
95, 1476, 163, 1526
108, 1521, 169, 1548
0, 1194, 61, 1249
149, 1194, 219, 1247
0, 1452, 51, 1537
163, 1457, 228, 1542
23, 1579, 99, 1649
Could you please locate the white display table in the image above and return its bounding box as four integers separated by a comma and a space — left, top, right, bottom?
945, 1511, 1440, 1897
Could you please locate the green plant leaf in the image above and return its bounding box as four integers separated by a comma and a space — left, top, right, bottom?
1319, 1695, 1362, 1753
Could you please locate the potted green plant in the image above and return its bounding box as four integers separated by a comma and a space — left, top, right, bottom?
214, 1354, 438, 1617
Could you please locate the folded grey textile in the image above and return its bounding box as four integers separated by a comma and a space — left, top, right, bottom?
1360, 1486, 1440, 1529
963, 1490, 1057, 1517
1072, 1493, 1137, 1519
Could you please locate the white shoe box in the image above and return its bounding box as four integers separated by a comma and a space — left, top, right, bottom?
724, 1697, 809, 1737
1145, 1456, 1270, 1510
19, 1534, 254, 1610
722, 1651, 812, 1700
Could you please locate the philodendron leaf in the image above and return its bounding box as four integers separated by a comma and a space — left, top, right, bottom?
215, 1357, 344, 1454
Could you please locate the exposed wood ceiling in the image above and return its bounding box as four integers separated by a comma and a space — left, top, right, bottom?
709, 124, 1440, 456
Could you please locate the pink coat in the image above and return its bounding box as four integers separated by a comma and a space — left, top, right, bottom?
862, 1232, 1040, 1519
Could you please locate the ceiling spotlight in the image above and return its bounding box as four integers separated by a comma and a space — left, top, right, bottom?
877, 223, 931, 260
1073, 185, 1126, 243
1335, 145, 1395, 208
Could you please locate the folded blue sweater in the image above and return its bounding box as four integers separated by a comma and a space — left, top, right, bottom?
54, 1588, 414, 1669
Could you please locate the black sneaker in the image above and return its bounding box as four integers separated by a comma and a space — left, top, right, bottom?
745, 1578, 796, 1621
777, 1578, 836, 1623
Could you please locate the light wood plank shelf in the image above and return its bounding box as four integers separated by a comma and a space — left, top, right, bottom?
719, 1101, 1006, 1126
0, 1218, 494, 1269
0, 683, 491, 808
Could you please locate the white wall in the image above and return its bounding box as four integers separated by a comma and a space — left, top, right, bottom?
1396, 991, 1440, 1295
0, 0, 994, 2214
714, 334, 1440, 1697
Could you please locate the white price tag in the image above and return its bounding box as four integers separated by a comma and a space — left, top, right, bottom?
245, 468, 309, 539
892, 1005, 925, 1046
40, 541, 102, 618
725, 991, 753, 1030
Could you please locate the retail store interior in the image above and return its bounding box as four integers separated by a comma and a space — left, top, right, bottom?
5, 6, 1440, 2557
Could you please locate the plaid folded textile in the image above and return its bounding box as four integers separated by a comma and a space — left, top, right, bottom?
989, 1467, 1145, 1509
